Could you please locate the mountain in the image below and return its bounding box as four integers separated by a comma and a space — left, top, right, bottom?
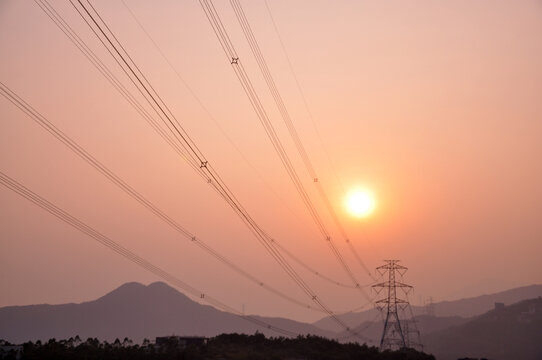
0, 282, 335, 344
313, 284, 542, 332
424, 297, 542, 360
2, 282, 541, 350
430, 284, 542, 317
335, 299, 542, 359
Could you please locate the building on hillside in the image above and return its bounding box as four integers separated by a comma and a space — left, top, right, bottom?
518, 300, 539, 323
0, 345, 23, 360
155, 336, 207, 351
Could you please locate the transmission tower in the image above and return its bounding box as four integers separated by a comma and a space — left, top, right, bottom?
424, 296, 436, 317
372, 260, 420, 351
400, 303, 423, 351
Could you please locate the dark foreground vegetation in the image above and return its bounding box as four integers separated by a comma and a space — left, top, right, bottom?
1, 333, 435, 360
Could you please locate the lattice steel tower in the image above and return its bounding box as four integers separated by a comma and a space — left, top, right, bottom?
372, 260, 419, 351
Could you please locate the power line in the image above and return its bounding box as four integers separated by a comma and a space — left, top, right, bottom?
72, 0, 300, 296
201, 0, 348, 281
334, 311, 382, 341
263, 0, 346, 195
35, 0, 326, 294
31, 0, 335, 312
32, 0, 205, 179
0, 82, 370, 338
62, 0, 371, 340
0, 80, 328, 314
1, 77, 371, 319
272, 240, 373, 290
0, 170, 298, 338
229, 0, 375, 280
198, 0, 374, 302
117, 0, 361, 291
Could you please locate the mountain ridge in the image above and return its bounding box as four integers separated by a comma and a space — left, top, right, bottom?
2, 281, 541, 347
313, 283, 542, 332
0, 281, 336, 344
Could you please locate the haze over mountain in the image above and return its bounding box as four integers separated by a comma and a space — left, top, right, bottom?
333, 297, 542, 360
2, 281, 542, 350
425, 297, 542, 360
0, 282, 335, 344
336, 314, 470, 346
313, 284, 542, 332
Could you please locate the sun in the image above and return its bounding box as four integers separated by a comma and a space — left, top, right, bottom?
345, 189, 376, 218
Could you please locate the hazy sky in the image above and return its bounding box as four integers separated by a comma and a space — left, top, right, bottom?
1, 0, 541, 324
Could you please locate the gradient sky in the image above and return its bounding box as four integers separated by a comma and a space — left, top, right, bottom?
1, 0, 541, 324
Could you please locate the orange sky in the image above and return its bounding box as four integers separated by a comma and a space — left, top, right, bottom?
1, 0, 541, 323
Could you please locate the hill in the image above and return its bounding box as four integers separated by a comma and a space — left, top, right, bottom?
424, 297, 542, 360
313, 283, 542, 332
3, 281, 541, 356
431, 284, 542, 317
0, 282, 335, 343
336, 314, 469, 345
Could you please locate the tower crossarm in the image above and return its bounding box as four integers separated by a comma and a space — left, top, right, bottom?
394, 282, 413, 290
375, 297, 409, 305
372, 281, 389, 289
376, 260, 408, 276
372, 281, 411, 288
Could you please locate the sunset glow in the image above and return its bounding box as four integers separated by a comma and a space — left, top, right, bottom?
345, 189, 376, 218
0, 0, 541, 337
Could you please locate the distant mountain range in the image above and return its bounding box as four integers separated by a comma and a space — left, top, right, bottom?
332, 297, 542, 360
335, 314, 469, 346
1, 281, 541, 360
0, 282, 334, 344
313, 283, 542, 332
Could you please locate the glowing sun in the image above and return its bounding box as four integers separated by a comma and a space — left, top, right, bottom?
345, 189, 376, 218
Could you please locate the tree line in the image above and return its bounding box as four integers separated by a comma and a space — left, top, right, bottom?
1, 333, 436, 360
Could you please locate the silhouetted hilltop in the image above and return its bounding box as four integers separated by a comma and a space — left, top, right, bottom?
425, 297, 542, 360
0, 282, 334, 343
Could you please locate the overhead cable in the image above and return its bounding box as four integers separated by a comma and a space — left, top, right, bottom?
229, 0, 375, 280
0, 170, 298, 337
65, 0, 370, 340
